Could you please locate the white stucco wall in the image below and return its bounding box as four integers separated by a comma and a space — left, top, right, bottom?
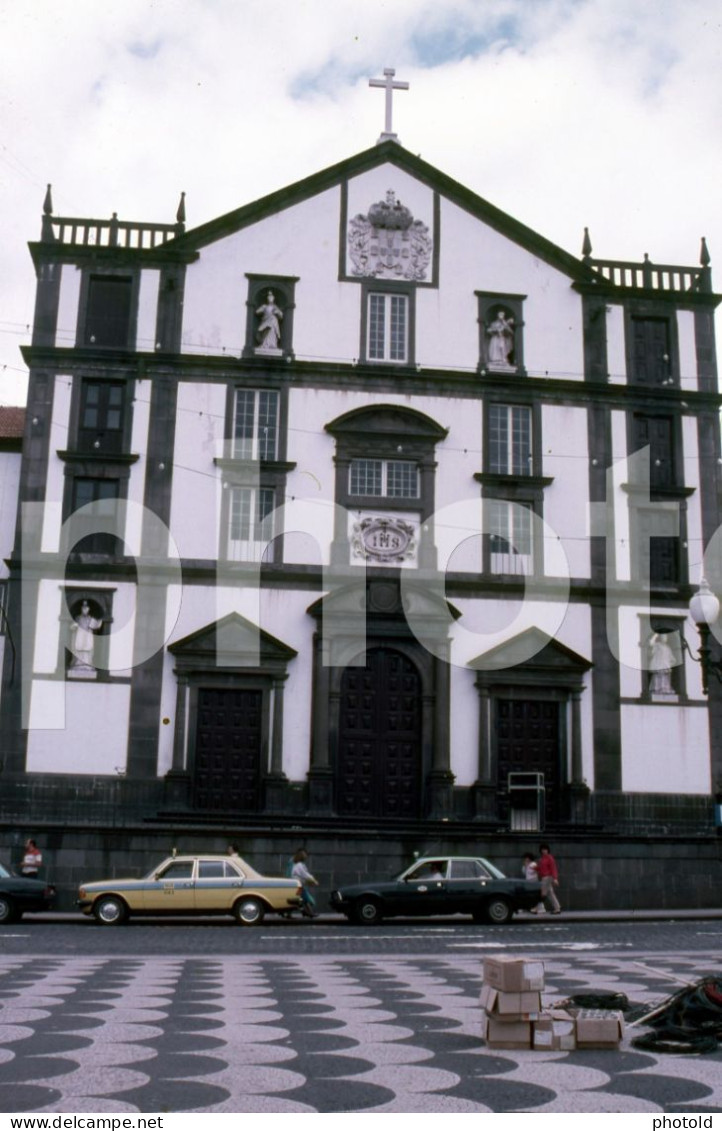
136, 269, 160, 352
606, 304, 626, 384
26, 681, 131, 773
542, 404, 591, 578
56, 264, 81, 348
0, 450, 21, 571
169, 382, 226, 560
621, 704, 710, 793
678, 311, 698, 392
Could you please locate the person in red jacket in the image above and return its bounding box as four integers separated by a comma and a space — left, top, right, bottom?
537, 843, 561, 914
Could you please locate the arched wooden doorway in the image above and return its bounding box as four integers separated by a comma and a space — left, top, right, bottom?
336, 647, 422, 818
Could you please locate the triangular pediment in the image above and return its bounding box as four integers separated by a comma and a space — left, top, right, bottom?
167, 141, 592, 282
307, 579, 460, 624
169, 612, 297, 668
469, 627, 592, 674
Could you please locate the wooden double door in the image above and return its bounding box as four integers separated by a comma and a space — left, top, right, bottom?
193, 688, 262, 811
336, 648, 422, 819
495, 698, 561, 823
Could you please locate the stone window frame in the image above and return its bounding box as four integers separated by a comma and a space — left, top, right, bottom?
242, 274, 298, 359
476, 291, 527, 375
65, 374, 135, 458
58, 457, 138, 561
475, 395, 552, 576
326, 404, 447, 568
214, 378, 295, 566
76, 268, 140, 351
623, 300, 680, 389
359, 280, 416, 366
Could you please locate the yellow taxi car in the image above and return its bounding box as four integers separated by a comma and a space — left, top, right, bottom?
78, 854, 302, 926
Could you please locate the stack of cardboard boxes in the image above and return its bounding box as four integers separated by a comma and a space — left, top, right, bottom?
480, 955, 624, 1051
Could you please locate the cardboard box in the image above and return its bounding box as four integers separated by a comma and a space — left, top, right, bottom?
533, 1009, 577, 1051
480, 983, 542, 1019
574, 1009, 624, 1048
482, 1013, 532, 1049
483, 956, 545, 993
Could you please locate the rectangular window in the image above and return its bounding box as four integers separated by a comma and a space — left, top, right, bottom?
349, 458, 419, 498
488, 499, 533, 575
69, 478, 120, 554
635, 508, 681, 585
368, 294, 408, 362
228, 486, 275, 562
233, 390, 279, 461
631, 317, 672, 387
84, 276, 133, 347
78, 380, 126, 453
488, 405, 532, 475
632, 414, 677, 489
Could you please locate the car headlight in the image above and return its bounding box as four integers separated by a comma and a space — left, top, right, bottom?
78, 887, 86, 899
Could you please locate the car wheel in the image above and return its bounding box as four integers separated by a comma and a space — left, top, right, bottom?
353, 897, 383, 926
0, 895, 19, 924
485, 898, 513, 924
93, 896, 128, 926
233, 896, 265, 926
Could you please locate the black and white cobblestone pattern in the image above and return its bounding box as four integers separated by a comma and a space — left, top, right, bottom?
0, 954, 721, 1114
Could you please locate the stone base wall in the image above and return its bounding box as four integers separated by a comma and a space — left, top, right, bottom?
2, 819, 719, 914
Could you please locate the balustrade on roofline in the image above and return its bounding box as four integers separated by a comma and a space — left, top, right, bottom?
39, 184, 186, 249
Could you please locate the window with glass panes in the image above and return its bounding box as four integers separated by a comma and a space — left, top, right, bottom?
349, 458, 419, 498
488, 405, 532, 475
229, 487, 275, 545
233, 390, 279, 460
69, 478, 121, 554
488, 499, 533, 572
78, 381, 125, 453
368, 294, 408, 362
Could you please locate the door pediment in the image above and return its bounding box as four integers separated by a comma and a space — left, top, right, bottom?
169, 612, 296, 674
470, 627, 591, 688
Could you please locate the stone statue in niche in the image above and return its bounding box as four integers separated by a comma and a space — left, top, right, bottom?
648, 631, 677, 696
255, 291, 283, 352
68, 600, 103, 678
486, 309, 516, 370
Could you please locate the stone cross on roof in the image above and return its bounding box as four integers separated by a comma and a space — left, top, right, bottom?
369, 68, 409, 145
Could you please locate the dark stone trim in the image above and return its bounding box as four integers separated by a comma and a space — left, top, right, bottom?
582, 294, 609, 383
28, 241, 198, 271
126, 369, 178, 778
574, 280, 721, 310
155, 263, 187, 353
31, 260, 62, 348
590, 598, 622, 791
20, 348, 722, 413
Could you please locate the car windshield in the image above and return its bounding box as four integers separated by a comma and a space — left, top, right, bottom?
0, 862, 12, 878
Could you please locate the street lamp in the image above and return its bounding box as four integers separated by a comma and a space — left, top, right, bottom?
685, 579, 722, 695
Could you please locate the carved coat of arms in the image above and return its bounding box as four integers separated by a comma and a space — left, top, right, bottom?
351, 516, 417, 564
348, 190, 432, 281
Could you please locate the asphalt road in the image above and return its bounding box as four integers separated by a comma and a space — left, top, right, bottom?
2, 912, 721, 956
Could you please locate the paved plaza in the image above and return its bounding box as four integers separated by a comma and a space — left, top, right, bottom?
1, 950, 721, 1113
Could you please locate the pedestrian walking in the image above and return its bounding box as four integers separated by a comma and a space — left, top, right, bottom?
291, 848, 320, 918
537, 843, 561, 914
20, 839, 43, 878
522, 851, 546, 915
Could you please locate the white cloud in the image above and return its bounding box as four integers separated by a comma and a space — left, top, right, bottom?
0, 0, 720, 403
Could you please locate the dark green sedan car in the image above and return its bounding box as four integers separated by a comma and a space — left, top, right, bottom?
0, 861, 56, 923
330, 855, 542, 925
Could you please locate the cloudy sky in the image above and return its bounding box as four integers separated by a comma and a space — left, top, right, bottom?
0, 0, 720, 406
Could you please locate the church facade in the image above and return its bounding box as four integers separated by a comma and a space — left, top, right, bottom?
1, 139, 721, 903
